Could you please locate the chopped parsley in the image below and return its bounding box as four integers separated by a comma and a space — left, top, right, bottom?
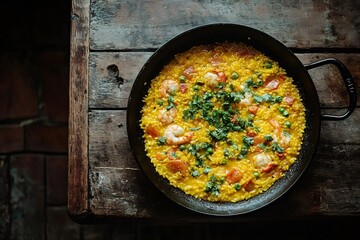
191, 170, 200, 177
243, 136, 254, 147
157, 136, 166, 145
166, 95, 176, 110
271, 142, 284, 153
205, 175, 225, 196
264, 134, 273, 142
262, 94, 282, 103
188, 142, 214, 167
203, 166, 212, 174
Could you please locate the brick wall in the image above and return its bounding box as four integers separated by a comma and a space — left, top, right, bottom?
0, 1, 74, 238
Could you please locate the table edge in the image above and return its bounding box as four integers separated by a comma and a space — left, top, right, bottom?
68, 0, 90, 221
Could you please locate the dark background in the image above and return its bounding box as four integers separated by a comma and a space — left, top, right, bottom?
0, 1, 358, 239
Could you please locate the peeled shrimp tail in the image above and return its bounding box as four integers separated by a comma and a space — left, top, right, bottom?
164, 124, 193, 145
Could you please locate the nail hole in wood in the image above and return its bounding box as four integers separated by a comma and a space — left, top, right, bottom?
107, 64, 124, 87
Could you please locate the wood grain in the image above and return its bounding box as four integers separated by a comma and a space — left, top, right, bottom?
88, 110, 134, 168
68, 0, 90, 220
89, 0, 360, 50
89, 53, 360, 109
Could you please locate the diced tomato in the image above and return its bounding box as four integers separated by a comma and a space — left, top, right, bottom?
261, 162, 277, 173
155, 153, 165, 161
265, 79, 280, 90
145, 125, 159, 138
217, 72, 227, 82
269, 118, 280, 128
243, 179, 255, 192
246, 130, 257, 137
248, 105, 259, 114
253, 136, 265, 145
226, 167, 242, 184
183, 66, 195, 79
283, 96, 294, 106
265, 75, 284, 90
167, 160, 188, 175
180, 83, 188, 93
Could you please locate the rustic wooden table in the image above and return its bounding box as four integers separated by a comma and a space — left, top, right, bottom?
68, 0, 360, 222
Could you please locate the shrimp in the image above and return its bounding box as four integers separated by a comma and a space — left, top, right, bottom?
240, 92, 253, 106
164, 124, 193, 145
158, 108, 177, 125
279, 131, 291, 148
159, 80, 179, 97
204, 71, 227, 88
269, 119, 291, 148
204, 72, 218, 88
253, 153, 276, 173
253, 153, 272, 169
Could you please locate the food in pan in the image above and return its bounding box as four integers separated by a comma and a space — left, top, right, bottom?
140, 42, 306, 202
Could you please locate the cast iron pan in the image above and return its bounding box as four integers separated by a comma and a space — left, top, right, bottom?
127, 23, 357, 216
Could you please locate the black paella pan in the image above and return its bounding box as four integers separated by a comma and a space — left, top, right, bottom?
127, 23, 357, 216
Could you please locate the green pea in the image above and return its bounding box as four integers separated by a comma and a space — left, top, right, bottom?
231, 72, 239, 80
156, 99, 163, 106
179, 145, 186, 151
206, 147, 214, 155
284, 121, 291, 128
179, 75, 186, 82
278, 107, 289, 117
264, 62, 273, 69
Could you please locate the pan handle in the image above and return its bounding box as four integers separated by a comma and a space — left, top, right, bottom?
304, 58, 357, 121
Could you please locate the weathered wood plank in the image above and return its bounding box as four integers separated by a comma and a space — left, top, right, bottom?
89, 167, 151, 218
68, 0, 90, 220
295, 144, 360, 215
88, 110, 134, 168
89, 53, 360, 109
89, 0, 360, 50
321, 108, 360, 144
89, 52, 152, 108
88, 142, 360, 219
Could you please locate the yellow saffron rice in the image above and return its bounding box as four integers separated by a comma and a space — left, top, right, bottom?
140, 42, 306, 202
